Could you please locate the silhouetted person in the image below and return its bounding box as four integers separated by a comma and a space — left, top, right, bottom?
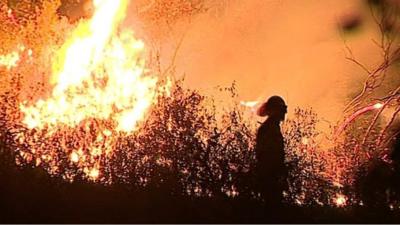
254, 96, 288, 207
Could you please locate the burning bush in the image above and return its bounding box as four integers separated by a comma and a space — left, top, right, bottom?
1, 0, 400, 210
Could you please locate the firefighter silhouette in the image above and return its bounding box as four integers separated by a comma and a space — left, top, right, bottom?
255, 96, 288, 206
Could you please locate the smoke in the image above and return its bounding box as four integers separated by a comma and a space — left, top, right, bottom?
126, 0, 385, 131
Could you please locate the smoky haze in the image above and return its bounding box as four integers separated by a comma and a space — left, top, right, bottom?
127, 0, 383, 130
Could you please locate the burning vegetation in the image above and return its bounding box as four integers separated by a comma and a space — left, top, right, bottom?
1, 0, 400, 215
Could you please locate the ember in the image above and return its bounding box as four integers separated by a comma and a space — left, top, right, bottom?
334, 193, 347, 207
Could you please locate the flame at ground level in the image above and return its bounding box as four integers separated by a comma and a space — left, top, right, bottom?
0, 45, 30, 70
334, 193, 347, 207
20, 0, 158, 133
1, 0, 394, 207
15, 0, 165, 181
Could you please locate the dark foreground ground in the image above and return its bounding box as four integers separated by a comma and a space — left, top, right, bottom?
1, 165, 400, 224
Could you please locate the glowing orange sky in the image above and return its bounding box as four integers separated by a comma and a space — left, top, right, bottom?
128, 0, 382, 128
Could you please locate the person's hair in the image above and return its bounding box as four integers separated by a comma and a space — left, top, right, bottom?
257, 96, 286, 117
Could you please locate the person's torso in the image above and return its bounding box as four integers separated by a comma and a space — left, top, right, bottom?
255, 119, 285, 174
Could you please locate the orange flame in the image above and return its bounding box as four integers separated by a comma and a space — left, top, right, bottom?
20, 0, 158, 133
0, 45, 25, 69
15, 0, 165, 181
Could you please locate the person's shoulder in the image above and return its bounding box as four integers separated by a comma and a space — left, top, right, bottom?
258, 120, 268, 129
259, 119, 281, 134
257, 120, 273, 133
261, 119, 275, 128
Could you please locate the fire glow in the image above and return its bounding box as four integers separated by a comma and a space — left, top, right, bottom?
334, 193, 347, 207
0, 45, 26, 70
20, 0, 157, 133
14, 0, 163, 181
335, 102, 384, 137
240, 100, 259, 112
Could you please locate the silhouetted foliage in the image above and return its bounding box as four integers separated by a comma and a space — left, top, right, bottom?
2, 0, 400, 223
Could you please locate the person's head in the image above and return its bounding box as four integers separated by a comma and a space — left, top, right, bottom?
257, 96, 287, 121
